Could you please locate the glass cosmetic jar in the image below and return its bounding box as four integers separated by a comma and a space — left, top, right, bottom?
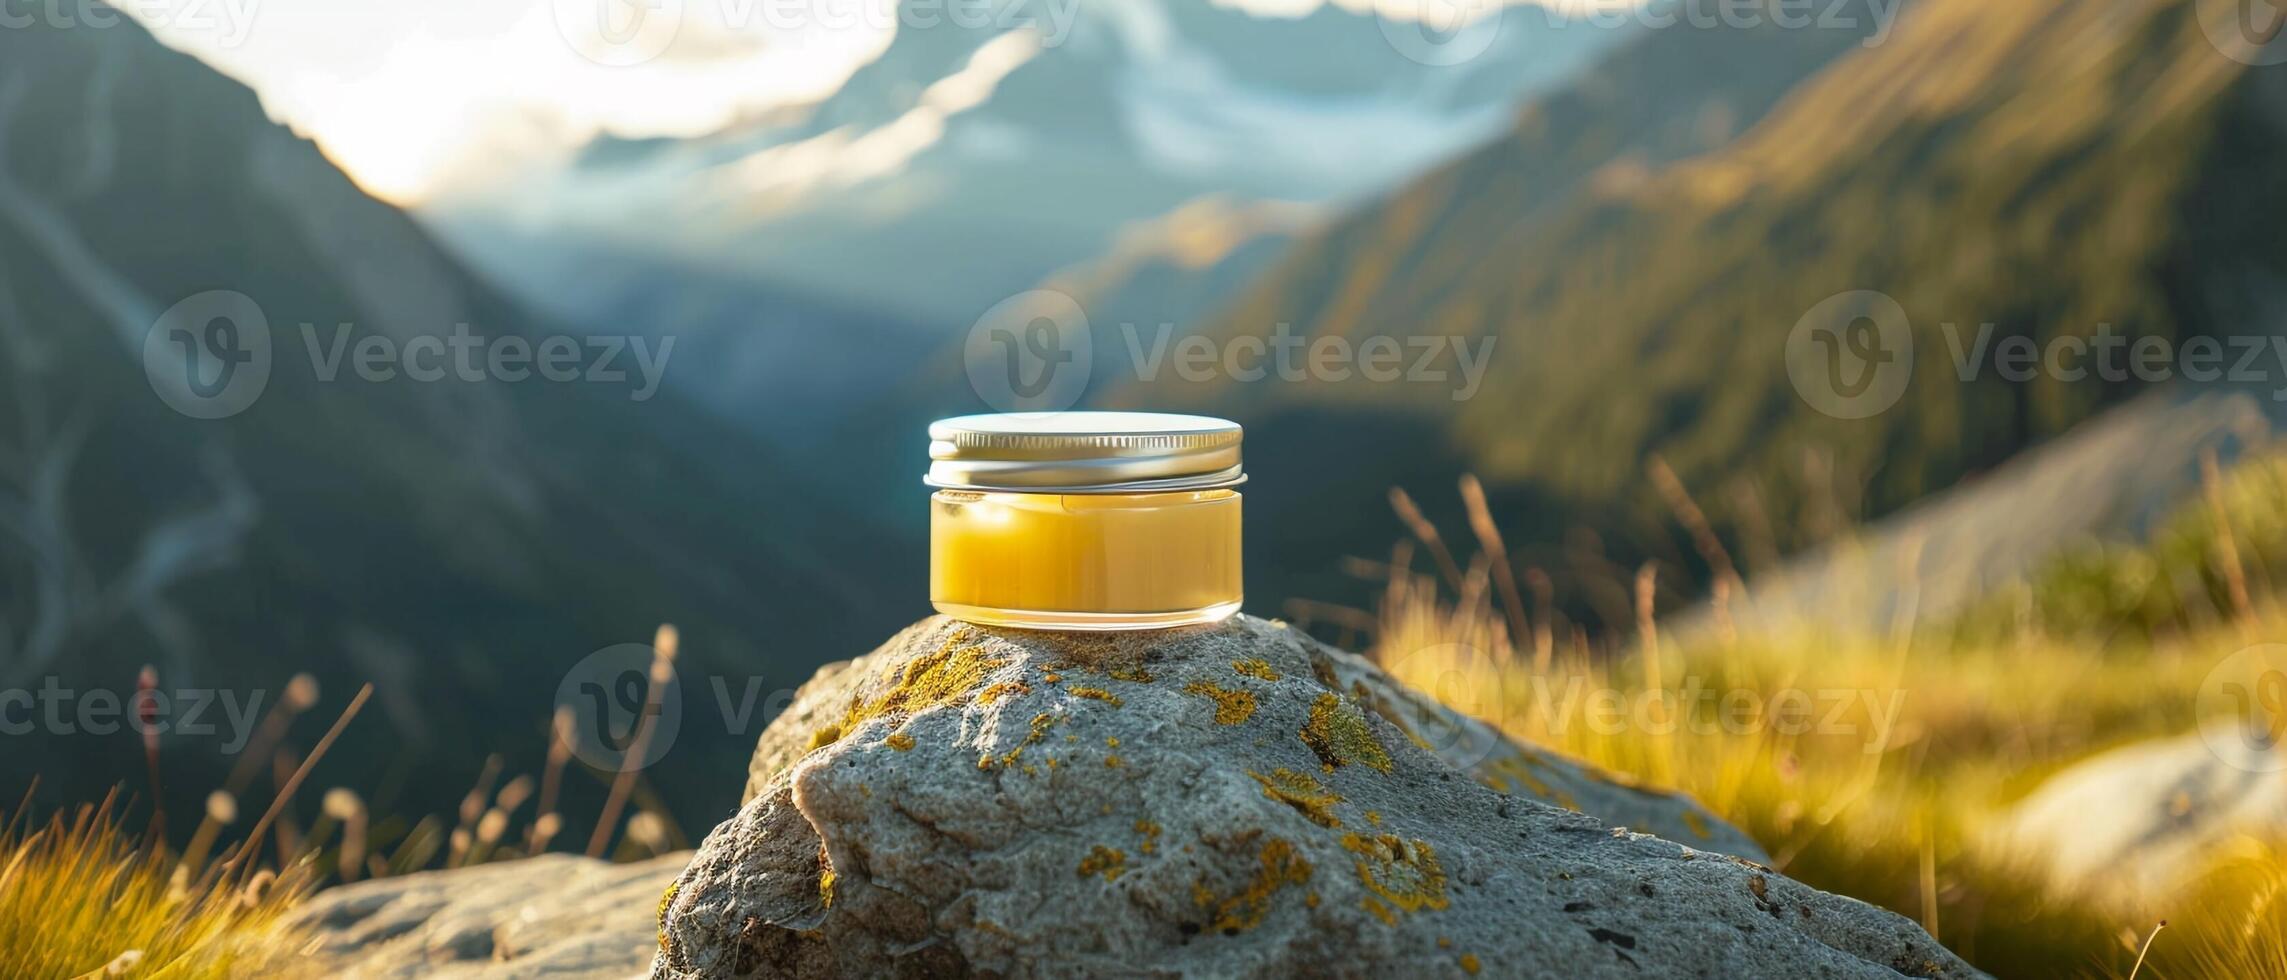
926, 412, 1244, 631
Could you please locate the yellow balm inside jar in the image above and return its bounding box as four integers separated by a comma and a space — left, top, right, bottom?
927, 413, 1243, 631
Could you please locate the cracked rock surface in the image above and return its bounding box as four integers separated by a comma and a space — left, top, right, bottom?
657, 615, 1978, 978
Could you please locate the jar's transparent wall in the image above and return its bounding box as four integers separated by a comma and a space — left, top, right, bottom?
930, 489, 1241, 630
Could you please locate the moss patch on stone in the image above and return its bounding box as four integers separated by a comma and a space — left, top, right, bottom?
1354, 681, 1438, 752
814, 639, 1008, 750
1301, 694, 1393, 773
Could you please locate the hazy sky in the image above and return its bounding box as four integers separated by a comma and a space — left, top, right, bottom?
129, 0, 1548, 204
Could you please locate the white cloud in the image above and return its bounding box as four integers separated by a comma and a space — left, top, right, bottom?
134, 0, 900, 202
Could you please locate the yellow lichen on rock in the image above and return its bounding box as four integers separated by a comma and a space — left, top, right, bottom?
808, 724, 843, 750
982, 712, 1061, 770
1340, 833, 1448, 918
884, 732, 916, 751
1078, 845, 1127, 881
1248, 768, 1344, 828
1346, 680, 1435, 752
1136, 819, 1162, 855
1301, 694, 1393, 773
977, 680, 1031, 705
1193, 839, 1313, 935
1070, 686, 1124, 706
1183, 681, 1258, 725
818, 640, 1009, 750
656, 879, 680, 953
1231, 658, 1280, 681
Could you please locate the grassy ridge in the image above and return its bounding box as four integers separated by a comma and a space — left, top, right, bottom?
1142, 0, 2279, 608
1362, 449, 2287, 977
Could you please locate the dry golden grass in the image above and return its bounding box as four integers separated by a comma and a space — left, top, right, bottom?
0, 791, 307, 979
4, 636, 686, 977
2151, 837, 2287, 978
1349, 471, 2287, 979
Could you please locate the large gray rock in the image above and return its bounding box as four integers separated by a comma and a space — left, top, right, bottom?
659, 615, 1975, 978
744, 616, 1764, 861
292, 852, 688, 978
1990, 729, 2287, 904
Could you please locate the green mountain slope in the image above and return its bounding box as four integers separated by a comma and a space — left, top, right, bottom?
1123, 0, 2287, 613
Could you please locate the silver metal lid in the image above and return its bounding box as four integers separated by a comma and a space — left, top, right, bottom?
925, 412, 1245, 493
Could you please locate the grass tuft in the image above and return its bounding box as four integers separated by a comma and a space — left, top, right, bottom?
0, 791, 309, 979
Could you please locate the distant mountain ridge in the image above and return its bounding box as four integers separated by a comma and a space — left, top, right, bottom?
423, 0, 1628, 387
0, 8, 908, 833
1113, 0, 2287, 619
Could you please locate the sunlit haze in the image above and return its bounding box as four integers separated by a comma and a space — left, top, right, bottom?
131, 0, 1573, 205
